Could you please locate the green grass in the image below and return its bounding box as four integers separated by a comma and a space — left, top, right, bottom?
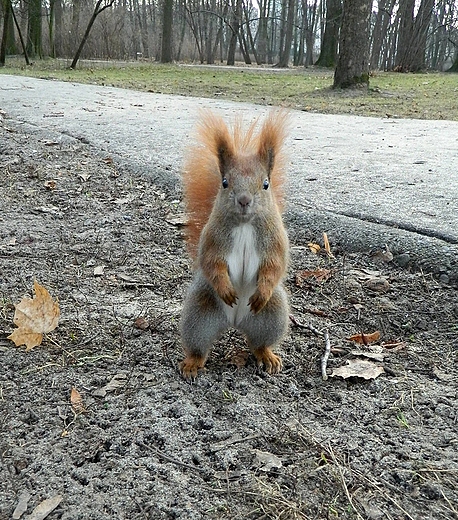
1, 57, 458, 120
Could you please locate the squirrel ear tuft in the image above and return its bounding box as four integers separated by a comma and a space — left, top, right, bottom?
198, 112, 234, 177
257, 111, 288, 177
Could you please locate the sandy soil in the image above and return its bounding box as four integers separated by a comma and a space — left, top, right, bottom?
1, 115, 457, 520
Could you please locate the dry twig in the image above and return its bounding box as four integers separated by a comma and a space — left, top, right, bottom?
321, 330, 331, 380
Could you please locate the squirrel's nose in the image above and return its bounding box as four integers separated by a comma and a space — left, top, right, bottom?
237, 194, 252, 208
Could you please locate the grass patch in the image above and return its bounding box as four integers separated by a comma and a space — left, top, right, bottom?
1, 57, 457, 120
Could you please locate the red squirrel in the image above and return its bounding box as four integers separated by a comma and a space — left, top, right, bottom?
179, 111, 290, 380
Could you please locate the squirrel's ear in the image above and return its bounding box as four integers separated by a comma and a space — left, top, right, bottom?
216, 140, 234, 177
257, 112, 288, 177
198, 112, 234, 177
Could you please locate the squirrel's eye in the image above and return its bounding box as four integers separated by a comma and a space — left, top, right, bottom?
222, 178, 229, 189
263, 179, 269, 190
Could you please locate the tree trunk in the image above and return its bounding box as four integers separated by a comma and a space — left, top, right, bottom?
0, 0, 11, 66
26, 0, 43, 58
446, 52, 458, 73
54, 0, 63, 57
257, 0, 269, 64
160, 0, 173, 62
278, 0, 295, 67
226, 0, 241, 65
370, 0, 395, 70
243, 2, 259, 64
333, 0, 371, 89
140, 0, 150, 58
238, 22, 251, 64
315, 0, 341, 67
70, 0, 114, 68
48, 0, 56, 57
394, 0, 434, 72
304, 0, 318, 66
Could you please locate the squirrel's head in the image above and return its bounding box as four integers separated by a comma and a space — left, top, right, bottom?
217, 154, 273, 220
211, 113, 287, 221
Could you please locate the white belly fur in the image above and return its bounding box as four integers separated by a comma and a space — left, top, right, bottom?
224, 223, 260, 327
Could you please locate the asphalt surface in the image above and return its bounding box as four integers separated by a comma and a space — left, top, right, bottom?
1, 74, 457, 283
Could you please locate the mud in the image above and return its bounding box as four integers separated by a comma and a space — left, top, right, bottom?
1, 116, 457, 520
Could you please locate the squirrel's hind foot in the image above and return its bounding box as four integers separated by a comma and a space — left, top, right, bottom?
252, 347, 283, 374
180, 353, 207, 380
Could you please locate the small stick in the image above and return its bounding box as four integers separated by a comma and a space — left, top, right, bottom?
136, 441, 206, 474
321, 330, 331, 381
289, 314, 323, 337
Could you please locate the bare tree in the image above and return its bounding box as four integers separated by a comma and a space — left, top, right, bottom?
370, 0, 396, 69
70, 0, 115, 69
315, 0, 341, 67
278, 0, 295, 66
395, 0, 435, 72
161, 0, 173, 62
226, 0, 242, 65
26, 0, 43, 58
333, 0, 371, 88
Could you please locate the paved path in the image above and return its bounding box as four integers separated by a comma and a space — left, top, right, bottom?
1, 75, 457, 283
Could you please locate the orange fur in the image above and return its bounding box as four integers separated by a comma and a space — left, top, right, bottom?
182, 111, 288, 259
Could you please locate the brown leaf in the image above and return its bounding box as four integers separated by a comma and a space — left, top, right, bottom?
44, 180, 57, 190
70, 387, 85, 414
348, 331, 381, 345
228, 349, 250, 369
331, 359, 385, 380
296, 268, 332, 287
134, 317, 150, 330
372, 245, 394, 263
8, 281, 60, 351
305, 308, 328, 317
364, 277, 390, 293
307, 242, 321, 254
381, 340, 406, 351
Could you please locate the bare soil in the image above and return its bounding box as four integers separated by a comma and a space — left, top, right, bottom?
1, 116, 457, 520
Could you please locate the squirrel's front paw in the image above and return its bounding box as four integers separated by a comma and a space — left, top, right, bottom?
253, 347, 282, 374
219, 287, 238, 307
249, 290, 269, 314
180, 354, 206, 380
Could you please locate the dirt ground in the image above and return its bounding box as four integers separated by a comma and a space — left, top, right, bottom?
1, 114, 457, 520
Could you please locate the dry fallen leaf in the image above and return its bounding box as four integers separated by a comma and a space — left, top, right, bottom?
26, 495, 63, 520
254, 450, 283, 472
331, 359, 385, 380
93, 266, 105, 276
165, 213, 187, 227
364, 277, 390, 292
296, 268, 332, 287
44, 179, 57, 190
381, 340, 406, 351
93, 373, 127, 397
70, 387, 85, 414
372, 245, 394, 263
8, 280, 60, 351
351, 346, 386, 362
134, 316, 150, 330
348, 331, 381, 345
307, 242, 321, 254
12, 491, 31, 520
228, 349, 250, 369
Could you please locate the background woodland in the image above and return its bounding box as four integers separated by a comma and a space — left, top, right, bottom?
1, 0, 458, 74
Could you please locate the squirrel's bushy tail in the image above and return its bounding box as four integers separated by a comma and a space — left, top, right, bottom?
182, 110, 288, 259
